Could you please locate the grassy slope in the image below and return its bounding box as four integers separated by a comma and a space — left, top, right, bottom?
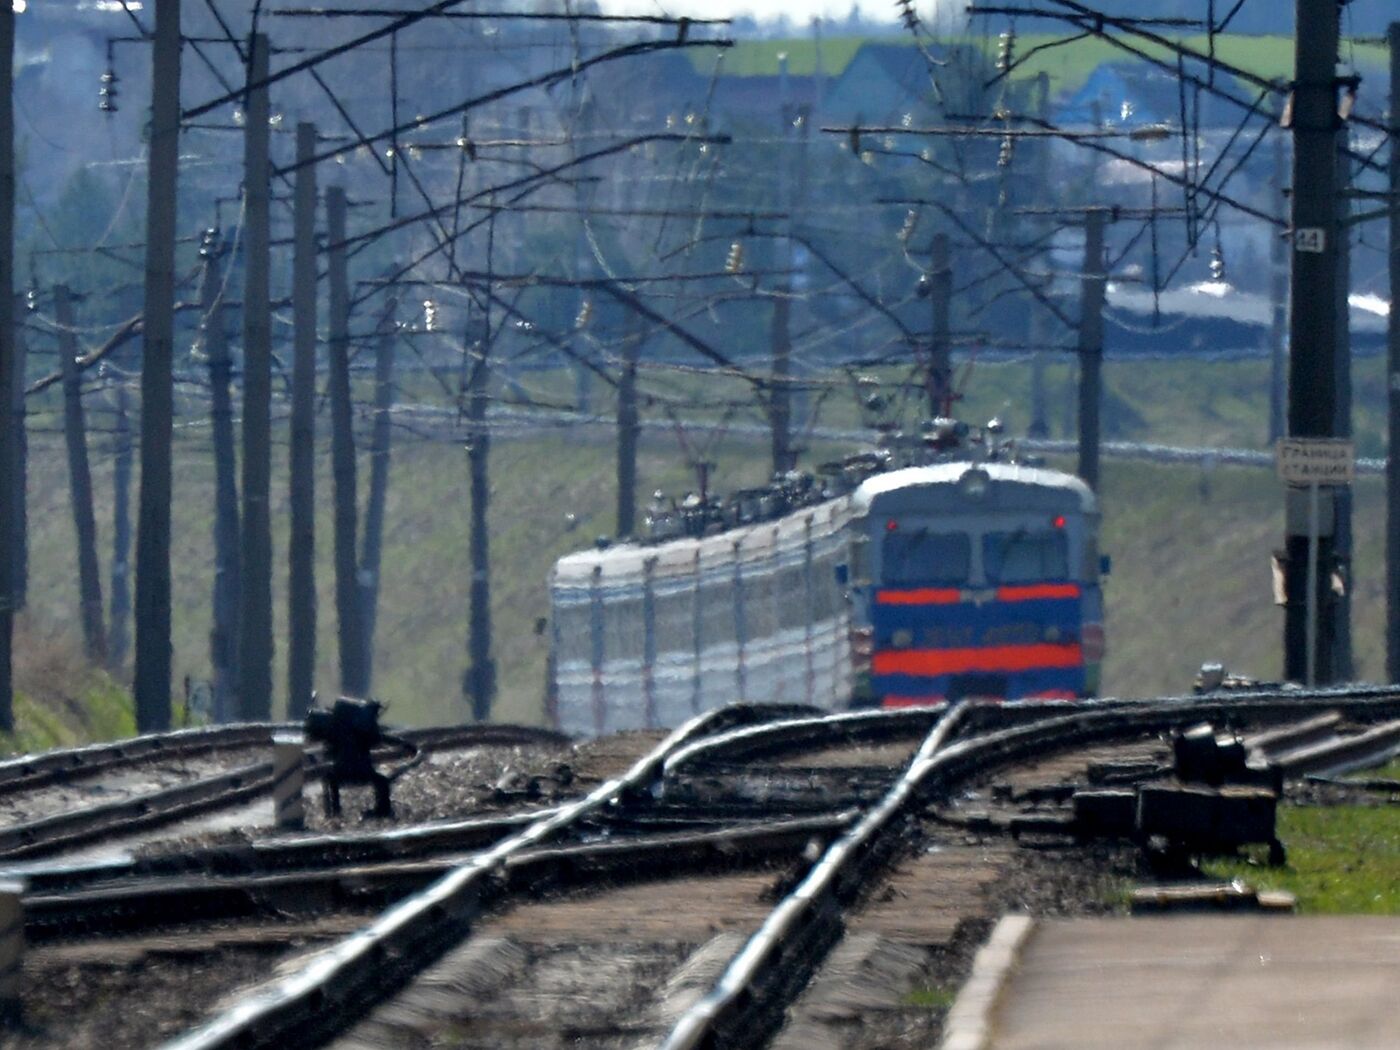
685, 34, 1388, 96
14, 352, 1392, 731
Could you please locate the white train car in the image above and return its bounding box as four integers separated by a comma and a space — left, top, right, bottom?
548, 497, 854, 736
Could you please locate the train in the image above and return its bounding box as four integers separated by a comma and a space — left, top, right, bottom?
547, 424, 1106, 736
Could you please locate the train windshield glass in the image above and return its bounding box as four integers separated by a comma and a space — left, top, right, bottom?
881, 529, 971, 586
983, 530, 1069, 583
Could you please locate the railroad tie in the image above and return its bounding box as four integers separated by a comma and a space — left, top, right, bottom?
272, 737, 307, 830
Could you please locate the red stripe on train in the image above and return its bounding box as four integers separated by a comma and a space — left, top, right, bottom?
876, 588, 963, 606
995, 583, 1081, 602
872, 643, 1084, 676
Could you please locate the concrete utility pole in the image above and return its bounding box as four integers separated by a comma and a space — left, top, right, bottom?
200, 234, 239, 721
1387, 21, 1400, 682
1332, 147, 1353, 680
1077, 209, 1106, 492
1027, 73, 1051, 440
55, 286, 106, 663
287, 123, 318, 719
1267, 129, 1288, 446
132, 0, 181, 732
0, 0, 14, 731
1283, 0, 1342, 685
9, 295, 23, 611
327, 187, 368, 699
239, 34, 274, 721
360, 294, 398, 689
108, 381, 132, 672
927, 231, 952, 417
771, 66, 794, 475
616, 313, 640, 538
465, 298, 495, 719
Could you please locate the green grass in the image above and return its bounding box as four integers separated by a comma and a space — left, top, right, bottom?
1203, 806, 1400, 914
684, 34, 1388, 98
904, 984, 959, 1010
10, 350, 1397, 735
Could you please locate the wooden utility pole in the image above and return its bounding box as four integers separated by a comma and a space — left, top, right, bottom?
927, 231, 952, 417
238, 34, 274, 721
360, 294, 397, 689
1283, 0, 1342, 685
326, 186, 368, 698
287, 123, 318, 719
132, 0, 181, 732
201, 231, 239, 720
0, 0, 14, 731
616, 313, 640, 538
1387, 20, 1400, 682
1076, 209, 1106, 492
108, 381, 132, 671
55, 285, 106, 663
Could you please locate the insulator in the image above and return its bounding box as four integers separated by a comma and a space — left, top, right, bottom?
898, 209, 918, 244
1209, 244, 1226, 281
997, 30, 1015, 73
725, 242, 744, 274
574, 299, 592, 330
422, 299, 437, 331
98, 68, 119, 113
998, 136, 1014, 167
199, 227, 220, 258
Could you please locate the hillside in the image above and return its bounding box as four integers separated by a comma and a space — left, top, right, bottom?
12, 351, 1393, 734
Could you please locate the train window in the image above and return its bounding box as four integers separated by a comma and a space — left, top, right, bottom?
881, 530, 971, 586
983, 530, 1069, 583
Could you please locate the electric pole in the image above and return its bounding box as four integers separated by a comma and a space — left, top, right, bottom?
1268, 129, 1288, 446
287, 122, 318, 718
1077, 209, 1106, 492
771, 64, 794, 475
200, 231, 239, 722
1283, 0, 1342, 685
56, 285, 106, 663
0, 0, 14, 731
465, 301, 495, 721
616, 312, 640, 538
327, 186, 368, 699
132, 0, 181, 732
927, 231, 952, 417
1332, 145, 1353, 680
360, 293, 398, 689
1386, 20, 1400, 682
239, 33, 274, 721
108, 381, 132, 672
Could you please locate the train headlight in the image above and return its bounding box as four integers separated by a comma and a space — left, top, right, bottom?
957, 467, 991, 501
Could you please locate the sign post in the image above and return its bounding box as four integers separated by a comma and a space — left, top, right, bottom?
1277, 438, 1355, 686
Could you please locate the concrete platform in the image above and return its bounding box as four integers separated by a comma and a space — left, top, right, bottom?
947, 915, 1400, 1050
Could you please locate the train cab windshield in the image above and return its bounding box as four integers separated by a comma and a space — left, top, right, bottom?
881, 529, 971, 586
983, 529, 1069, 583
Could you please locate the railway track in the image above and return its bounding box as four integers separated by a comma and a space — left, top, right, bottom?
0, 723, 569, 861
7, 687, 1399, 1050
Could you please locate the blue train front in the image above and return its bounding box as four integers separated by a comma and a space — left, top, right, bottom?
847, 462, 1104, 706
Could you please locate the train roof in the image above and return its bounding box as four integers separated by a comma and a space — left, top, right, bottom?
851, 461, 1098, 515
552, 495, 853, 585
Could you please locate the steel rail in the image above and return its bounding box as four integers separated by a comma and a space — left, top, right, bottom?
24, 812, 854, 942
0, 721, 564, 797
160, 702, 810, 1050
661, 688, 1400, 1049
0, 723, 570, 860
